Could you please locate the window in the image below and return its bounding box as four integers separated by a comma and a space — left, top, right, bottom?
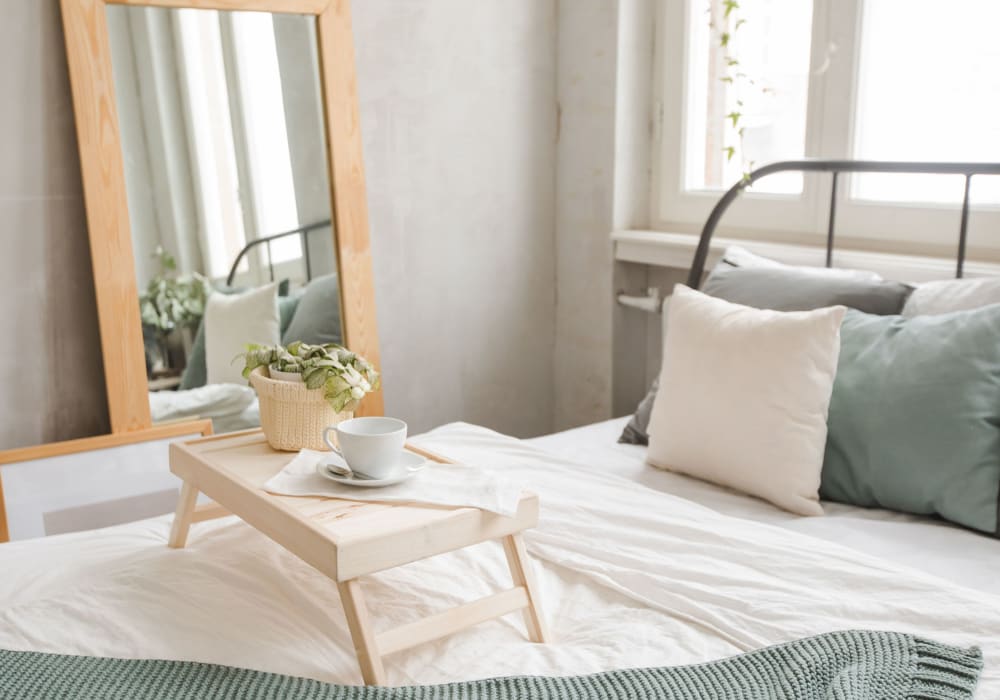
175, 9, 247, 280
175, 9, 301, 280
852, 0, 1000, 205
230, 11, 302, 264
683, 0, 812, 195
654, 0, 1000, 252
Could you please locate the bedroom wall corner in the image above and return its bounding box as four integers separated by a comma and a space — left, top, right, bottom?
554, 0, 660, 429
553, 0, 620, 431
0, 0, 110, 449
611, 0, 657, 418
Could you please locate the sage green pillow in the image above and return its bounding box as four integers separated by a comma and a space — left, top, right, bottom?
282, 273, 343, 346
821, 307, 1000, 535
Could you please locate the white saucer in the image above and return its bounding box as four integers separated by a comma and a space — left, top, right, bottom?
316, 451, 427, 488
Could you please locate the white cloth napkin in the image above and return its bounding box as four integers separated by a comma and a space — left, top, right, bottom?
263, 449, 525, 517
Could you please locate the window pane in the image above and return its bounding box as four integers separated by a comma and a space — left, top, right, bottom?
684, 0, 813, 193
231, 12, 302, 263
853, 0, 1000, 204
176, 9, 248, 279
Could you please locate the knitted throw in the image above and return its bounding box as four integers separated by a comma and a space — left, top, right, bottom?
0, 630, 982, 700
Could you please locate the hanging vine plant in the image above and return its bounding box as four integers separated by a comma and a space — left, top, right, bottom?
710, 0, 774, 183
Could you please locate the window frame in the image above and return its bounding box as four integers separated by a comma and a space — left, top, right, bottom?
650, 0, 1000, 258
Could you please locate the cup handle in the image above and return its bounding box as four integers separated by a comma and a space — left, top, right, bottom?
322, 427, 352, 478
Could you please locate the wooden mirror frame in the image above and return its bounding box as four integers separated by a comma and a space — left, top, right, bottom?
0, 0, 381, 540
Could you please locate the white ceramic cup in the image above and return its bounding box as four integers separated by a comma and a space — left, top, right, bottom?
322, 417, 407, 479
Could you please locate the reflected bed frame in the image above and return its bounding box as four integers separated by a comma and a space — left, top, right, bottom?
226, 219, 332, 287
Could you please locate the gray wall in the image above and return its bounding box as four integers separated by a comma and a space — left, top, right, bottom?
353, 1, 558, 436
0, 1, 110, 449
1, 0, 563, 446
553, 1, 619, 430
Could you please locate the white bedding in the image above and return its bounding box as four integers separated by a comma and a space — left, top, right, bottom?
529, 417, 1000, 597
1, 421, 997, 694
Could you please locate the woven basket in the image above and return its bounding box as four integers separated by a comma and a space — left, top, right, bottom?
249, 367, 352, 451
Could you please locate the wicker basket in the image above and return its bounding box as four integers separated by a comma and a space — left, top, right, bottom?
249, 367, 352, 451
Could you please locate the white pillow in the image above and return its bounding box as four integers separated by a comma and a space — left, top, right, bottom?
902, 276, 1000, 317
204, 283, 280, 385
646, 285, 845, 516
719, 245, 881, 280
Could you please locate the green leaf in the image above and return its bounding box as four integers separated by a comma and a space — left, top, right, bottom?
723, 146, 736, 161
304, 368, 327, 390
723, 0, 739, 18
726, 111, 741, 127
720, 32, 730, 48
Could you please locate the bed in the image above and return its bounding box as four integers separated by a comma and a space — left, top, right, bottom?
4, 160, 999, 696
0, 420, 997, 693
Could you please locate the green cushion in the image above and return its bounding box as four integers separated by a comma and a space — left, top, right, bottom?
282, 273, 343, 346
179, 291, 300, 390
821, 307, 1000, 535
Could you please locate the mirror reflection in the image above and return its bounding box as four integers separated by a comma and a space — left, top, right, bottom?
107, 6, 344, 434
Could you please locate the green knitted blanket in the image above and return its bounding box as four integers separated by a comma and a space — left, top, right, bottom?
0, 631, 981, 700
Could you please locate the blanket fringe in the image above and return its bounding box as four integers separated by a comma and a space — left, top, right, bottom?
909, 639, 983, 700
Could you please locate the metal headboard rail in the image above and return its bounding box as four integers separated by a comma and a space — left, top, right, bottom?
686, 159, 1000, 289
225, 219, 332, 287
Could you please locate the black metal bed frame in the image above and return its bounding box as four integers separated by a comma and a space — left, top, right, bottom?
686, 159, 1000, 289
225, 219, 332, 287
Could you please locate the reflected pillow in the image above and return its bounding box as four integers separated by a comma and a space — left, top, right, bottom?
822, 307, 1000, 535
282, 273, 343, 346
204, 283, 280, 385
647, 285, 845, 516
180, 290, 300, 390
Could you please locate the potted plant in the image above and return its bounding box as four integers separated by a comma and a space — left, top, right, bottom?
239, 341, 380, 451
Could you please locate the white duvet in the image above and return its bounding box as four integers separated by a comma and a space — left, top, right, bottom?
1, 422, 997, 694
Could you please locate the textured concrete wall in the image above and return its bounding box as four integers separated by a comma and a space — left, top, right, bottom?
553, 1, 619, 430
0, 0, 110, 449
353, 0, 558, 436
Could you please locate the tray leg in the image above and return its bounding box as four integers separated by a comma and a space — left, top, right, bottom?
168, 481, 199, 549
337, 578, 386, 685
502, 533, 550, 643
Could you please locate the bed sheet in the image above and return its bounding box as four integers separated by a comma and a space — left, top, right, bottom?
0, 421, 995, 695
527, 417, 1000, 597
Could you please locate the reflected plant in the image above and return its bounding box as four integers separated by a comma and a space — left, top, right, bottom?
139, 246, 211, 334
240, 341, 380, 413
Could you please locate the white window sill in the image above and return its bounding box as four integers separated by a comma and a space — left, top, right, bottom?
612, 230, 1000, 283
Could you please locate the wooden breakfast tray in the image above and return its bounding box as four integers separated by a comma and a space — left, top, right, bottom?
167, 429, 548, 685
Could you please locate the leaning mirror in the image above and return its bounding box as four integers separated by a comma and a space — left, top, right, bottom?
108, 5, 344, 434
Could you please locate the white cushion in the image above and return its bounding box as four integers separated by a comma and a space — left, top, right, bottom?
719, 245, 881, 280
205, 283, 280, 385
902, 276, 1000, 317
646, 285, 846, 516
